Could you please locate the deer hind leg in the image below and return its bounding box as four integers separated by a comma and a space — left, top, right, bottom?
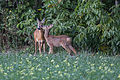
68, 45, 77, 55
34, 41, 37, 56
38, 41, 42, 54
61, 43, 71, 54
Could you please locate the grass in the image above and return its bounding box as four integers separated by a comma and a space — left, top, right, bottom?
0, 51, 120, 80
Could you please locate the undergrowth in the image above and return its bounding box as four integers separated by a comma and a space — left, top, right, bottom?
0, 51, 120, 80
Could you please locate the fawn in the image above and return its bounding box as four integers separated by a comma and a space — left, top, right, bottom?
41, 24, 77, 55
34, 18, 45, 55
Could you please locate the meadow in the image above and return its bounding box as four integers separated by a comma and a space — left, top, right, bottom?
0, 51, 120, 80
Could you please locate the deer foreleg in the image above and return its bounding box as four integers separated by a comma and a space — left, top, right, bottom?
38, 42, 42, 54
48, 45, 53, 54
43, 42, 46, 53
34, 41, 37, 56
40, 41, 43, 51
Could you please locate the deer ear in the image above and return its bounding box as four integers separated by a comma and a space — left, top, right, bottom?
41, 18, 45, 24
37, 18, 41, 26
48, 24, 53, 29
37, 18, 40, 23
37, 18, 40, 28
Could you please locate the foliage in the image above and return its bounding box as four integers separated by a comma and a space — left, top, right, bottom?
0, 0, 38, 49
0, 52, 120, 79
41, 0, 120, 54
0, 0, 120, 54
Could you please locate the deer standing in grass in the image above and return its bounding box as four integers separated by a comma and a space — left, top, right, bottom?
41, 24, 77, 55
34, 18, 45, 55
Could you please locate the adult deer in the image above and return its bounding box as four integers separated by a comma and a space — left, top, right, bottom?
41, 24, 77, 55
34, 18, 45, 56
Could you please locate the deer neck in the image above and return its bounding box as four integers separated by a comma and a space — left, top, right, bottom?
44, 29, 49, 39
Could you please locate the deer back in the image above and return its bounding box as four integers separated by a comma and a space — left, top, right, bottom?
46, 35, 71, 47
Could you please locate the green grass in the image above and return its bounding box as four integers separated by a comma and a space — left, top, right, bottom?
0, 51, 120, 80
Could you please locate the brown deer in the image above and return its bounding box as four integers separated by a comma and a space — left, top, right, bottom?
34, 18, 45, 56
41, 24, 77, 55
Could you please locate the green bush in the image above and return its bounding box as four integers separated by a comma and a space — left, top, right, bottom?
0, 1, 38, 49
0, 0, 120, 55
42, 0, 120, 54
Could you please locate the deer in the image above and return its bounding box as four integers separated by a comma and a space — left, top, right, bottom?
34, 18, 45, 56
41, 24, 77, 55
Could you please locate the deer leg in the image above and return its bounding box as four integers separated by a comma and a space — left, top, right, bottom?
40, 41, 43, 52
48, 44, 53, 54
34, 41, 37, 56
61, 43, 71, 54
38, 41, 42, 54
43, 41, 45, 53
68, 45, 77, 55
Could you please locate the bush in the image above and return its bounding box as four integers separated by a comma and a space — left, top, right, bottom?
0, 0, 120, 55
42, 0, 120, 54
0, 1, 38, 49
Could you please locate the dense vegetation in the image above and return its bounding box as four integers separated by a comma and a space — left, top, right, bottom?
0, 0, 120, 55
0, 52, 120, 80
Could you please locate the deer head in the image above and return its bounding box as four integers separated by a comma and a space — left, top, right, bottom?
41, 24, 53, 38
37, 18, 45, 29
42, 24, 53, 30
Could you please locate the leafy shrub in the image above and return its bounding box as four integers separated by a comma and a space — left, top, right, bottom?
1, 1, 38, 49
42, 0, 120, 54
0, 0, 120, 55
